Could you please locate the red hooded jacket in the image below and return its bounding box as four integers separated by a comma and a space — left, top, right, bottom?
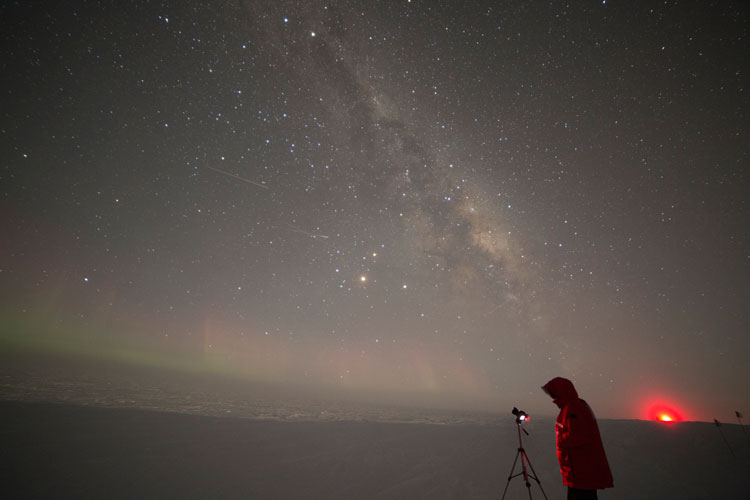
542, 377, 613, 490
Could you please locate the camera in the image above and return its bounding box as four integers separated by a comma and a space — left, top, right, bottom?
512, 407, 529, 424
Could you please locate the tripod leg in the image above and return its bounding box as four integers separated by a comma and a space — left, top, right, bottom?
501, 449, 522, 500
520, 450, 549, 500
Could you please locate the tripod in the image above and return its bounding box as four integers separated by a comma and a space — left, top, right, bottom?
500, 419, 548, 500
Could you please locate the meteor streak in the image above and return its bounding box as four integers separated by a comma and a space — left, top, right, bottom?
205, 165, 269, 189
285, 226, 329, 240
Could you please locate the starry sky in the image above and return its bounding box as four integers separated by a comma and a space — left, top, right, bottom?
1, 0, 748, 421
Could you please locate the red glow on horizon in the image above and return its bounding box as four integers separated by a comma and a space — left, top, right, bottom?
648, 404, 684, 423
640, 392, 691, 422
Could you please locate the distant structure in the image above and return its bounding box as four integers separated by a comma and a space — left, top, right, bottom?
713, 419, 735, 457
736, 411, 749, 445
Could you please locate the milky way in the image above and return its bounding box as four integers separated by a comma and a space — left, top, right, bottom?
1, 0, 748, 420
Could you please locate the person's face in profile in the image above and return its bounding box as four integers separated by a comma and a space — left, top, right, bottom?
543, 388, 562, 409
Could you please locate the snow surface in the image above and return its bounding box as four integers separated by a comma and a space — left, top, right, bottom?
2, 400, 748, 500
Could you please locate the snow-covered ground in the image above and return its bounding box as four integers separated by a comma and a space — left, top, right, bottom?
2, 400, 748, 500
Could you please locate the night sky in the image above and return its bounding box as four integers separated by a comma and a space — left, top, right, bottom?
2, 0, 748, 421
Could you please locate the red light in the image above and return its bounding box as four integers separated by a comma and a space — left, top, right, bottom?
642, 394, 690, 422
648, 404, 683, 423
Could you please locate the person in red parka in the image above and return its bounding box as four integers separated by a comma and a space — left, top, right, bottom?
542, 377, 613, 500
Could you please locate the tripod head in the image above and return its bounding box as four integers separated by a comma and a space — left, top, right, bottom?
511, 407, 530, 434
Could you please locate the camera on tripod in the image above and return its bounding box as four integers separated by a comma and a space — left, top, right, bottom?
502, 406, 548, 499
512, 407, 529, 424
